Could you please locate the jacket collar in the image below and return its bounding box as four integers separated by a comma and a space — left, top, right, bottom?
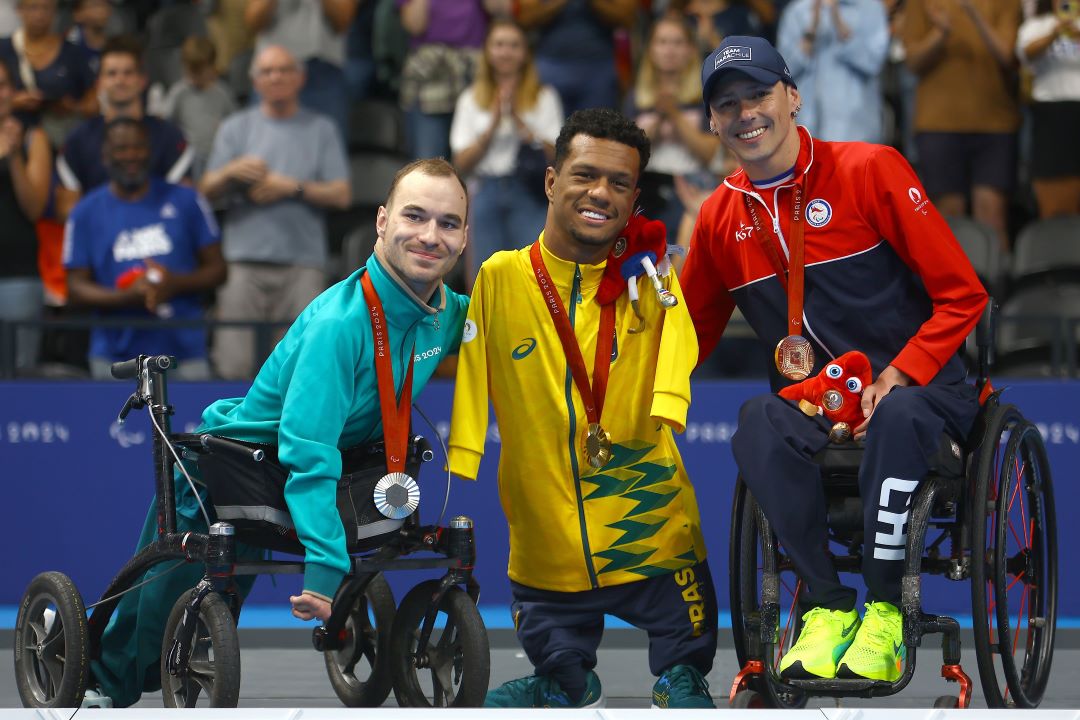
538, 231, 607, 294
723, 125, 816, 196
363, 250, 446, 330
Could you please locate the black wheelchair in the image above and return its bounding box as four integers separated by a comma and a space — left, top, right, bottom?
14, 354, 490, 708
727, 304, 1058, 708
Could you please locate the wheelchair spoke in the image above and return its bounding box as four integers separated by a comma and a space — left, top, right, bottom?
1012, 585, 1028, 657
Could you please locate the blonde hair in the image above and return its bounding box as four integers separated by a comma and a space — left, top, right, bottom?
634, 15, 702, 110
472, 20, 543, 113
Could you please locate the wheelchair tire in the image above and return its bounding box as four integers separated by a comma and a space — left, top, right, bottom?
730, 689, 768, 708
161, 589, 241, 708
933, 695, 960, 709
388, 580, 490, 707
14, 572, 89, 708
729, 479, 807, 709
970, 404, 1057, 708
324, 573, 396, 706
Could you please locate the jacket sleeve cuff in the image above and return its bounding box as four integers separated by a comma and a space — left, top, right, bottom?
448, 446, 482, 481
303, 562, 345, 601
651, 391, 689, 434
891, 343, 939, 386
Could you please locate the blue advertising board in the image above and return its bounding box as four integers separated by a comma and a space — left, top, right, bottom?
1, 379, 1075, 623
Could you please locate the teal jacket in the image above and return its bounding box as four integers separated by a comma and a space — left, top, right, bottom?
187, 252, 468, 598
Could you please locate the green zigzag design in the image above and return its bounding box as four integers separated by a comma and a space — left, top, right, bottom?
607, 513, 666, 547
594, 543, 658, 574
627, 461, 677, 491
623, 484, 680, 517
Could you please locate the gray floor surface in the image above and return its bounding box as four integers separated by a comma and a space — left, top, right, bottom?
2, 629, 1078, 709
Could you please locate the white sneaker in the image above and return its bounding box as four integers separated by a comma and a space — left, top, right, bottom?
82, 687, 114, 708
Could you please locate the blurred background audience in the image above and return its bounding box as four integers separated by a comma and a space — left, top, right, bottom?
0, 0, 1076, 381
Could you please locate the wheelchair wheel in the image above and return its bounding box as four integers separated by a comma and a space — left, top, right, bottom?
934, 695, 960, 709
730, 479, 807, 709
325, 573, 396, 706
970, 404, 1057, 708
14, 572, 89, 708
161, 589, 241, 707
388, 580, 489, 707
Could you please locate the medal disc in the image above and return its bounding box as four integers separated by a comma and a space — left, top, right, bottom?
374, 472, 420, 519
821, 389, 844, 413
775, 335, 814, 381
584, 422, 613, 469
828, 422, 852, 443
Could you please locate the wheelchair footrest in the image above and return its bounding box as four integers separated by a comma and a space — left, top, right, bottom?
784, 677, 891, 693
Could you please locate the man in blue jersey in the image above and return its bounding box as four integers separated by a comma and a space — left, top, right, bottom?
84, 157, 471, 708
64, 117, 223, 379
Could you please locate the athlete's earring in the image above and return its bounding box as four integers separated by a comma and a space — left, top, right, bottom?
791, 105, 801, 119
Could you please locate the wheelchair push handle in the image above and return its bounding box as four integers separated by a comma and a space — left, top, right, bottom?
201, 434, 266, 462
111, 354, 174, 379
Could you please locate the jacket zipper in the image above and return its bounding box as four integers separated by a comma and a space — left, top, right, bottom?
566, 266, 599, 589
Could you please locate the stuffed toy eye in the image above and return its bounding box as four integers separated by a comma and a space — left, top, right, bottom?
846, 377, 863, 393
826, 364, 842, 379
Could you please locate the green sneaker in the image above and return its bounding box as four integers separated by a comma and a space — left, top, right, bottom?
837, 602, 906, 682
652, 664, 715, 708
483, 670, 604, 708
778, 607, 861, 680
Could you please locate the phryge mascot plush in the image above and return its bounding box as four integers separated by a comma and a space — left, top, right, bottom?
778, 350, 873, 443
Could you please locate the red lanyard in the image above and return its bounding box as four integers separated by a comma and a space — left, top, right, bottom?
529, 241, 616, 427
361, 271, 414, 473
744, 183, 806, 336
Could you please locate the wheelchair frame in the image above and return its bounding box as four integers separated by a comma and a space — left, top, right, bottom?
15, 354, 490, 709
727, 302, 1058, 709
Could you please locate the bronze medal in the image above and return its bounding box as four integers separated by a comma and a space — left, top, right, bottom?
775, 335, 814, 381
828, 422, 852, 443
821, 388, 844, 413
585, 422, 613, 469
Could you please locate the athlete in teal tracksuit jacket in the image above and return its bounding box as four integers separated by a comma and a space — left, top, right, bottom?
90, 160, 471, 707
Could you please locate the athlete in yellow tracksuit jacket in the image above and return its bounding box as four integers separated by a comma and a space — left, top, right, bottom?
448, 108, 718, 709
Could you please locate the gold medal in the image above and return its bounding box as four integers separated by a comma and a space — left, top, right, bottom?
797, 399, 820, 417
821, 389, 844, 413
828, 422, 852, 443
775, 335, 814, 381
584, 422, 613, 469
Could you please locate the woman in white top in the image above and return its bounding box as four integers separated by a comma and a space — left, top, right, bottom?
625, 14, 725, 242
1018, 0, 1080, 217
450, 19, 563, 281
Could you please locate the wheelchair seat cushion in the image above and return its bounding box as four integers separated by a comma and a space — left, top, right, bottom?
196, 437, 422, 555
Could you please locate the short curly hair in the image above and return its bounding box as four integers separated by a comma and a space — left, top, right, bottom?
553, 108, 651, 176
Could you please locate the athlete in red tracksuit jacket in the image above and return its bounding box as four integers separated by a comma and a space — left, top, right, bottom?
681, 36, 988, 684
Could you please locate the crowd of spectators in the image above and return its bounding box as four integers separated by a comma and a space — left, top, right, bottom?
0, 0, 1075, 380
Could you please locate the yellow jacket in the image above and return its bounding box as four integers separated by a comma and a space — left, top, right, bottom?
448, 236, 706, 592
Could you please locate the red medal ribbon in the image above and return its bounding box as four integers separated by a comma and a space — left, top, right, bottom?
361, 271, 414, 474
529, 241, 616, 426
744, 183, 806, 335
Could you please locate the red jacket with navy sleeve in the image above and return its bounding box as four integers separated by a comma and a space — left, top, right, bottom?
681, 127, 988, 390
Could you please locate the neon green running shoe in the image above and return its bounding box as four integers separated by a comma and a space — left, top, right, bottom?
484, 670, 604, 708
837, 602, 906, 682
778, 607, 861, 680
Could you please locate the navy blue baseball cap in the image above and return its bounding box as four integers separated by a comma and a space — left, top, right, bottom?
701, 36, 796, 112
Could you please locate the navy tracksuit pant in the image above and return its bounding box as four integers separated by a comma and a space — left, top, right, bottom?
731, 384, 978, 610
510, 560, 718, 693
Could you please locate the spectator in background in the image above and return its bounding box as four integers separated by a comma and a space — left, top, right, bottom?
627, 14, 723, 239
777, 0, 890, 143
160, 36, 237, 180
344, 0, 377, 101
683, 0, 766, 57
55, 35, 192, 221
208, 0, 256, 78
518, 0, 635, 116
1017, 0, 1080, 217
903, 0, 1022, 252
245, 0, 358, 145
63, 118, 225, 380
398, 0, 491, 160
451, 19, 562, 280
66, 0, 113, 76
199, 44, 350, 380
0, 59, 50, 374
0, 0, 97, 147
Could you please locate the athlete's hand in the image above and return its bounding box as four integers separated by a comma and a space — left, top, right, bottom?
853, 364, 912, 439
289, 592, 332, 622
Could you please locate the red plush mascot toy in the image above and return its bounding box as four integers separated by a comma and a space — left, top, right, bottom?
778, 350, 873, 442
596, 210, 678, 329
